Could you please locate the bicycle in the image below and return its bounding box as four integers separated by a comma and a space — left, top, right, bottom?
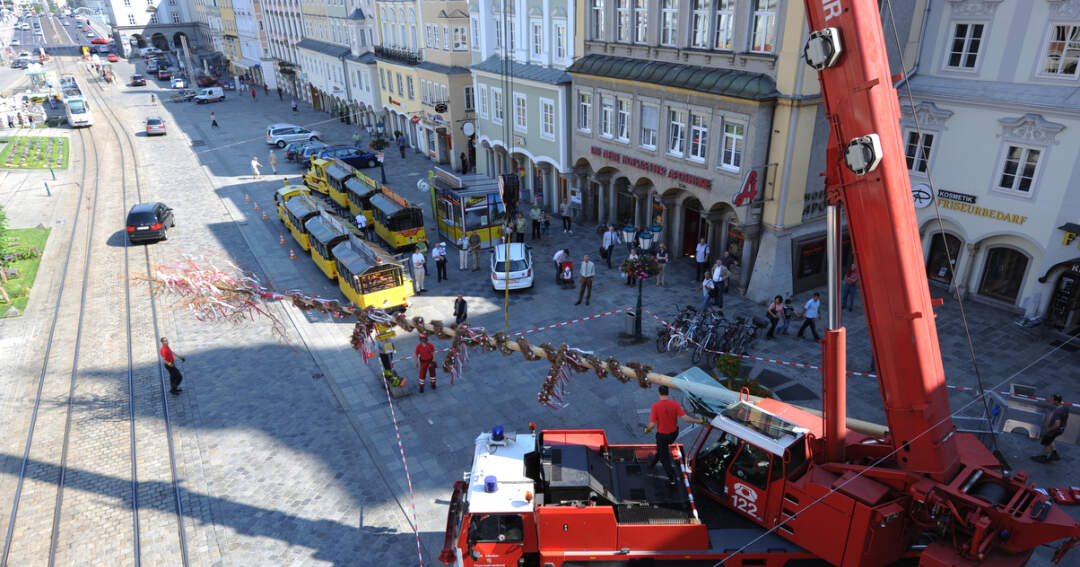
656, 305, 696, 353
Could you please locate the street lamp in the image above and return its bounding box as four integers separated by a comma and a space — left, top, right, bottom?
376, 151, 387, 184
622, 223, 636, 254
631, 227, 655, 340
638, 228, 655, 254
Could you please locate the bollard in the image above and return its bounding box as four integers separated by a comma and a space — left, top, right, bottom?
50, 168, 56, 180
44, 182, 52, 196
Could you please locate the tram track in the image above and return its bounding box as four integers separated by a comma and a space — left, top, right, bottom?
0, 55, 189, 567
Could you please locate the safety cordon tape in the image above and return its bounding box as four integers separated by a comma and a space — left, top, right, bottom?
376, 371, 425, 566
397, 307, 632, 362
647, 310, 1079, 408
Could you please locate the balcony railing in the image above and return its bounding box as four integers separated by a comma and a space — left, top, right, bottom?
374, 45, 422, 65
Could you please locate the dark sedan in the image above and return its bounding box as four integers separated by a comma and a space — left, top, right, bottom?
317, 146, 380, 169
125, 202, 175, 243
157, 69, 172, 80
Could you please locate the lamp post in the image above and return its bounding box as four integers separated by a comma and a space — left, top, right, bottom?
622, 223, 637, 255
376, 151, 387, 184
632, 228, 655, 340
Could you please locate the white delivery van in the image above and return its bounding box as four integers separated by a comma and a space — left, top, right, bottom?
194, 87, 225, 104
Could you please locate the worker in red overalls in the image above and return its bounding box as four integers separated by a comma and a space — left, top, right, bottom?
414, 334, 437, 393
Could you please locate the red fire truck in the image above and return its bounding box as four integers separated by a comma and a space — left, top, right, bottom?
439, 0, 1080, 566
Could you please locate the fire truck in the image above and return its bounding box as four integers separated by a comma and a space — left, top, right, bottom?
439, 0, 1080, 566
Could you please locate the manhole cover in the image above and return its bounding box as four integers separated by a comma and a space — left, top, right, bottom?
190, 140, 206, 147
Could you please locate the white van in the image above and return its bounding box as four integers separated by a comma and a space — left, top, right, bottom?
194, 87, 225, 104
65, 97, 93, 127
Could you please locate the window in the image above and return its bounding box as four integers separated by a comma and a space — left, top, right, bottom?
508, 20, 516, 50
479, 84, 489, 117
978, 247, 1028, 303
407, 77, 414, 100
454, 26, 467, 50
997, 145, 1040, 193
172, 13, 180, 23
123, 0, 130, 5
465, 85, 475, 111
514, 93, 527, 131
721, 122, 744, 169
578, 91, 593, 132
591, 0, 605, 40
691, 0, 710, 48
421, 80, 428, 104
469, 514, 524, 544
425, 24, 433, 48
904, 131, 934, 173
541, 98, 555, 139
616, 98, 630, 141
634, 0, 648, 43
532, 21, 544, 55
128, 14, 136, 24
149, 14, 158, 24
555, 22, 567, 58
640, 103, 658, 148
668, 108, 686, 156
443, 25, 450, 51
492, 87, 504, 123
617, 0, 631, 42
379, 68, 386, 89
946, 23, 983, 69
471, 17, 480, 49
494, 18, 503, 48
441, 84, 448, 104
661, 0, 679, 46
1041, 24, 1080, 77
689, 113, 709, 161
600, 95, 614, 137
396, 73, 403, 96
751, 0, 777, 53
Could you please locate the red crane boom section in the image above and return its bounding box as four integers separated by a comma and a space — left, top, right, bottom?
804, 0, 960, 481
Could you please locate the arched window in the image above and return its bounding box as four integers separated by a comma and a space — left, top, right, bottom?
398, 8, 406, 48
978, 246, 1029, 303
926, 233, 962, 284
381, 6, 389, 45
408, 8, 417, 50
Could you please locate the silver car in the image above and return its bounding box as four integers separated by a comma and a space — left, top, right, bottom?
266, 123, 321, 148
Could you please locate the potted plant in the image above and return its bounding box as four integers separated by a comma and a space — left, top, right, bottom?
383, 369, 409, 398
369, 137, 389, 151
620, 254, 660, 282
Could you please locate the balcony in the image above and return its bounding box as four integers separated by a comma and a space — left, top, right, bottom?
374, 45, 421, 66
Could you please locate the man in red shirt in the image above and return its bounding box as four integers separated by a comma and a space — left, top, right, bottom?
644, 386, 704, 486
159, 337, 186, 394
414, 334, 437, 392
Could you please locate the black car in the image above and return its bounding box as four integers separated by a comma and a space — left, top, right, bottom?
317, 146, 380, 169
125, 202, 175, 243
130, 74, 146, 86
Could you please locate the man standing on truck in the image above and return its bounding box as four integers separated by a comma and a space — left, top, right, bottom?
644, 386, 705, 486
1033, 394, 1069, 463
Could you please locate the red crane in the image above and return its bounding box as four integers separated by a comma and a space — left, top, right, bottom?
439, 1, 1080, 566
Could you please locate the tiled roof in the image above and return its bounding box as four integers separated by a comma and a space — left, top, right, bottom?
908, 75, 1080, 111
471, 55, 571, 85
567, 54, 778, 101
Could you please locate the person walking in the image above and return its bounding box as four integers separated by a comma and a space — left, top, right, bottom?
268, 150, 279, 174
251, 156, 263, 179
720, 250, 739, 292
710, 260, 730, 308
560, 199, 572, 233
601, 225, 620, 269
210, 112, 219, 128
514, 214, 527, 243
695, 238, 710, 281
263, 83, 269, 95
575, 255, 595, 305
433, 241, 448, 282
250, 87, 257, 102
553, 248, 569, 284
277, 86, 283, 101
529, 204, 542, 240
414, 334, 437, 392
396, 132, 407, 158
457, 236, 469, 270
797, 292, 822, 341
411, 247, 427, 293
453, 293, 468, 326
644, 386, 705, 486
159, 337, 186, 394
655, 244, 669, 286
766, 295, 783, 339
1033, 394, 1069, 463
700, 276, 715, 313
468, 231, 482, 271
841, 263, 859, 312
779, 299, 794, 335
540, 212, 551, 243
291, 99, 298, 113
352, 130, 362, 146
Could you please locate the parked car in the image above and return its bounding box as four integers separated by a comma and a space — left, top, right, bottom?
130, 74, 146, 86
490, 243, 534, 290
156, 68, 172, 80
10, 38, 18, 46
147, 60, 159, 72
170, 77, 185, 89
194, 86, 225, 104
284, 140, 323, 161
297, 143, 336, 168
90, 37, 108, 44
265, 123, 321, 148
125, 202, 175, 243
140, 47, 163, 57
316, 146, 380, 169
145, 116, 166, 136
195, 74, 216, 87
107, 53, 118, 62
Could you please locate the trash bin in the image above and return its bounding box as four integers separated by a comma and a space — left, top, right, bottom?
625, 311, 637, 335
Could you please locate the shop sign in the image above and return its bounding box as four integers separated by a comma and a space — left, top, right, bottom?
912, 183, 932, 208
936, 196, 1027, 225
937, 189, 976, 204
388, 96, 402, 107
431, 114, 447, 126
513, 134, 526, 147
590, 146, 712, 190
1059, 224, 1080, 248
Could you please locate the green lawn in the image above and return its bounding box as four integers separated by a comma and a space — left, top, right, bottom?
0, 136, 69, 170
1, 227, 51, 317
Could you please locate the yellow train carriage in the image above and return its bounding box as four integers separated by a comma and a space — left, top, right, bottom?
274, 183, 310, 224
304, 158, 332, 195
282, 194, 322, 252
344, 173, 378, 220
323, 159, 355, 211
369, 188, 426, 252
305, 212, 352, 281
333, 235, 413, 312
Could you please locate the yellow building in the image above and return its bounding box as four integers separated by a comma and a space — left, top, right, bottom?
219, 0, 240, 65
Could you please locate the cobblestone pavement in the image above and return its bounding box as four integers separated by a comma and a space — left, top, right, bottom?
0, 55, 1077, 566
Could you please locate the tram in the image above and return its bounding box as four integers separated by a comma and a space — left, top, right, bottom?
305, 211, 353, 281
282, 194, 322, 251
369, 187, 426, 252
333, 234, 413, 312
323, 159, 354, 211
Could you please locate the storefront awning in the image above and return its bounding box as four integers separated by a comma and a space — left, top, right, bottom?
1059, 222, 1080, 234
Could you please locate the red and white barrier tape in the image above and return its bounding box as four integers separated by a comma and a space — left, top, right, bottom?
377, 371, 425, 566
398, 307, 632, 362
647, 311, 1078, 408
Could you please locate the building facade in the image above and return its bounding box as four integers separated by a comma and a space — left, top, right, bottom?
262, 0, 304, 97
414, 0, 473, 168
374, 0, 424, 147
104, 0, 199, 53
232, 0, 265, 85
469, 0, 574, 212
342, 0, 382, 129
903, 0, 1080, 333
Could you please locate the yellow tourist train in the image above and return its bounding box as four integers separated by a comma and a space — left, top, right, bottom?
304, 158, 331, 195
369, 188, 426, 252
323, 160, 354, 211
344, 173, 378, 223
274, 182, 308, 224
282, 194, 321, 252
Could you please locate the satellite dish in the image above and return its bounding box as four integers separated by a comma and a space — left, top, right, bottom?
462, 122, 475, 136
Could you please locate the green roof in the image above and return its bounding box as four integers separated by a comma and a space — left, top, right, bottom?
567, 54, 779, 102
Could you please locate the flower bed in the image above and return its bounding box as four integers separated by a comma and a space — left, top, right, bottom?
0, 136, 70, 170
1, 227, 51, 317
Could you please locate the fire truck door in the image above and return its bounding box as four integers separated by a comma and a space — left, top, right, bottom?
724, 443, 773, 525
465, 513, 525, 567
